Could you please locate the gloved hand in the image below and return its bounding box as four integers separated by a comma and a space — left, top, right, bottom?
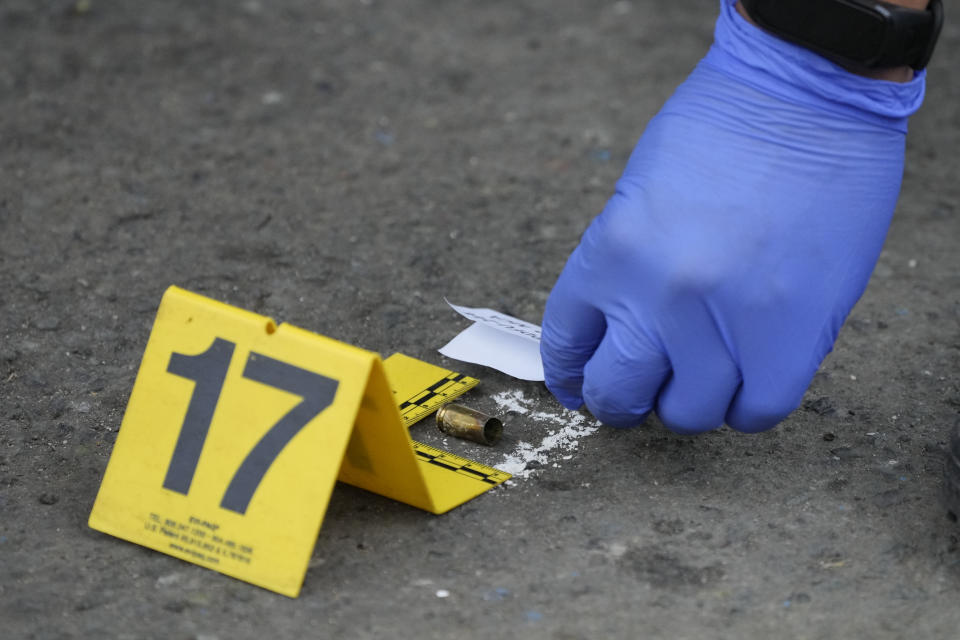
540, 0, 927, 434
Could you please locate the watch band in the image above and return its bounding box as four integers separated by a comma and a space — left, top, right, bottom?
740, 0, 944, 71
876, 0, 943, 69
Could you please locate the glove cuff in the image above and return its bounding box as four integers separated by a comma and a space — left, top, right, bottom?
703, 0, 926, 131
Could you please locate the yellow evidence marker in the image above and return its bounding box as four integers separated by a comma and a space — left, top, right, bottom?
383, 353, 479, 427
88, 286, 509, 598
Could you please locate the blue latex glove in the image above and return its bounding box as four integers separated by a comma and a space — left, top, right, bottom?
540, 0, 927, 434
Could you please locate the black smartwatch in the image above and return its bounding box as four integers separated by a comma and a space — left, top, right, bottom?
739, 0, 943, 71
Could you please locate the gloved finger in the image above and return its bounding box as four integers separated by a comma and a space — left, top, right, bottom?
726, 370, 811, 433
540, 260, 606, 410
656, 301, 741, 435
581, 319, 671, 428
725, 334, 822, 433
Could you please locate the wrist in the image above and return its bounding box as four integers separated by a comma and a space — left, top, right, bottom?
704, 0, 927, 130
735, 0, 936, 83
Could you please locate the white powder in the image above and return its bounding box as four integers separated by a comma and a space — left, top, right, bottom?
492, 390, 600, 479
491, 389, 529, 414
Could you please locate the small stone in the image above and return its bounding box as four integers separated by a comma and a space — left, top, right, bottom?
805, 397, 836, 416
163, 600, 189, 613
35, 317, 61, 331
156, 573, 181, 587
38, 493, 58, 505
261, 91, 284, 105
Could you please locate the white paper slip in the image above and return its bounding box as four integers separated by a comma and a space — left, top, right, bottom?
439, 301, 544, 381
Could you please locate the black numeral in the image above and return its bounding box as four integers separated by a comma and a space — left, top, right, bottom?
163, 340, 339, 514
220, 353, 338, 514
164, 338, 236, 495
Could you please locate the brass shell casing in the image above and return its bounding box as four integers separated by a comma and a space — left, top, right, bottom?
435, 404, 503, 446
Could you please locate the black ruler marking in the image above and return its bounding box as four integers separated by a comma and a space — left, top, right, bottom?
398, 373, 466, 410
412, 441, 511, 486
397, 373, 479, 427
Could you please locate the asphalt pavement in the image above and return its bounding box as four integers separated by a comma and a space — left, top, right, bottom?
2, 1, 959, 638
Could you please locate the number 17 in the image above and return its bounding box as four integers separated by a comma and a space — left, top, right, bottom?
162, 338, 338, 515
